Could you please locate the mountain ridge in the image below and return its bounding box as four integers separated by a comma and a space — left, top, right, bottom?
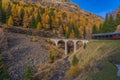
111, 7, 120, 18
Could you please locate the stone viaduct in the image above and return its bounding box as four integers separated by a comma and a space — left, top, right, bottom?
50, 38, 89, 55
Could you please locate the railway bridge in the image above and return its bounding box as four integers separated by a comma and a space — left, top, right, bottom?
50, 38, 89, 55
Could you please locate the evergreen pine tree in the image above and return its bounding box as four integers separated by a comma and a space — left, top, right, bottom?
115, 14, 120, 26
61, 24, 66, 36
18, 8, 24, 26
62, 12, 67, 20
35, 12, 41, 27
101, 14, 109, 33
24, 66, 33, 80
49, 16, 53, 30
73, 25, 80, 38
100, 14, 116, 33
72, 55, 79, 66
92, 25, 98, 34
83, 26, 86, 39
0, 53, 10, 80
0, 1, 2, 22
108, 14, 116, 32
1, 9, 6, 23
6, 3, 11, 23
12, 6, 20, 26
30, 15, 36, 28
98, 23, 102, 33
23, 12, 30, 28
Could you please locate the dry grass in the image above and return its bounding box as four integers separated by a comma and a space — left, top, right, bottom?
31, 36, 39, 42
65, 65, 80, 78
67, 40, 120, 79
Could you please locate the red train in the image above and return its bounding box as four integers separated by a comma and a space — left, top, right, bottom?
112, 35, 120, 39
92, 32, 120, 40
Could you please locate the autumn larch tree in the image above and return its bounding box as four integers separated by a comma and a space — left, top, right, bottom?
37, 22, 42, 30
7, 16, 14, 26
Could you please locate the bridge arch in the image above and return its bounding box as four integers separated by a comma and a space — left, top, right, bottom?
57, 40, 65, 52
67, 40, 74, 54
76, 40, 83, 50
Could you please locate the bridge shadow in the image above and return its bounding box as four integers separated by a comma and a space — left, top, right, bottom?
67, 41, 74, 54
57, 40, 83, 55
76, 41, 83, 50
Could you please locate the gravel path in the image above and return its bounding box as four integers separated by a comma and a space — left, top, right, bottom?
3, 32, 49, 80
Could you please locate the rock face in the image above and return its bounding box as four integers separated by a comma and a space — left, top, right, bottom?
0, 28, 8, 50
112, 7, 120, 18
12, 0, 69, 4
12, 0, 80, 12
116, 25, 120, 32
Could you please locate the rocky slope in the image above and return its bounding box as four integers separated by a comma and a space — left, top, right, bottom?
34, 58, 70, 80
112, 7, 120, 18
0, 28, 8, 50
12, 0, 70, 4
12, 0, 103, 19
2, 32, 50, 80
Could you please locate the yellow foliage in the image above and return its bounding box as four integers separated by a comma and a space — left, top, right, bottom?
7, 16, 14, 26
45, 14, 49, 23
1, 0, 103, 38
70, 30, 75, 38
31, 36, 38, 42
66, 65, 80, 78
65, 26, 68, 32
48, 48, 57, 58
37, 22, 42, 30
48, 57, 53, 63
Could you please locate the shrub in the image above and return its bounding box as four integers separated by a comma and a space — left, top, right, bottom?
48, 48, 58, 63
65, 65, 80, 79
48, 49, 58, 58
48, 54, 54, 63
31, 36, 38, 42
83, 43, 86, 49
72, 55, 79, 66
24, 66, 33, 80
0, 54, 10, 80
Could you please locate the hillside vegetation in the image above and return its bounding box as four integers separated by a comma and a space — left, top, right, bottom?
92, 7, 120, 34
68, 40, 120, 80
0, 0, 103, 38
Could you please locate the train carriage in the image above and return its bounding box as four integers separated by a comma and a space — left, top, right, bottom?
92, 32, 120, 40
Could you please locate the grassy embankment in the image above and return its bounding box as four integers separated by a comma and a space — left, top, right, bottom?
68, 40, 120, 80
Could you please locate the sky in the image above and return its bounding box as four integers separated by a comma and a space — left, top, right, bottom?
71, 0, 120, 18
